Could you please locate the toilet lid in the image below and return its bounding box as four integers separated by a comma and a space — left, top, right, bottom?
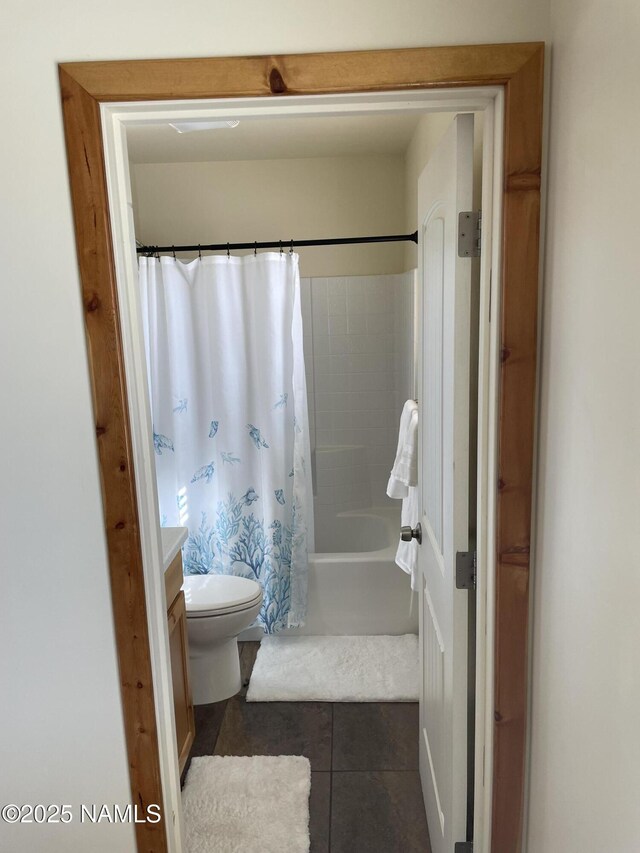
182, 574, 262, 616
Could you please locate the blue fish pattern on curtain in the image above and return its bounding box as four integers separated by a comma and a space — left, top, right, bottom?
139, 253, 313, 632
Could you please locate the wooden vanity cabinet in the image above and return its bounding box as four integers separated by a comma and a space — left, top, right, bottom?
165, 551, 195, 775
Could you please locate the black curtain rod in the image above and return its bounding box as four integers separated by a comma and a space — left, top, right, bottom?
136, 231, 418, 255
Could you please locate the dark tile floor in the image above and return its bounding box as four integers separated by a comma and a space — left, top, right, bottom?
188, 642, 432, 853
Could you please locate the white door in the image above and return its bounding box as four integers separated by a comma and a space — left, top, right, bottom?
417, 113, 474, 853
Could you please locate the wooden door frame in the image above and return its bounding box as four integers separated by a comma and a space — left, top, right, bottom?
59, 42, 543, 853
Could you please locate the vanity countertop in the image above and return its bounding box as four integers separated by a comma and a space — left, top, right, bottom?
160, 526, 188, 571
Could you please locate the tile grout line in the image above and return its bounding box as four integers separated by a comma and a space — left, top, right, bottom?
331, 768, 420, 773
328, 701, 334, 852
214, 699, 228, 754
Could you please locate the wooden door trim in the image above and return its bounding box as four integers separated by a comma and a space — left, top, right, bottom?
59, 42, 544, 853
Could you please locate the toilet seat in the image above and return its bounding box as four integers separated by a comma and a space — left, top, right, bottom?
183, 574, 263, 618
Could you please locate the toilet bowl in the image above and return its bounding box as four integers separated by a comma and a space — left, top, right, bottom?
183, 574, 263, 705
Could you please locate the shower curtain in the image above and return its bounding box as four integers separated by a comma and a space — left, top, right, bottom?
139, 253, 312, 632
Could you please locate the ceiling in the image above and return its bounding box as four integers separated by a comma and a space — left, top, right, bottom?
126, 113, 423, 164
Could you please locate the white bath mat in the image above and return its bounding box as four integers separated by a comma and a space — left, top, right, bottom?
246, 634, 419, 702
182, 755, 311, 853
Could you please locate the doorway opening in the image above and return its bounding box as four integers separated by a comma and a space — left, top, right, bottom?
109, 91, 495, 853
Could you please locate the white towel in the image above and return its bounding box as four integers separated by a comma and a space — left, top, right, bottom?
395, 486, 420, 591
387, 400, 420, 590
386, 399, 418, 499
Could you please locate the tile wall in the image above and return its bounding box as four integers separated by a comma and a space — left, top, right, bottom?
300, 272, 415, 524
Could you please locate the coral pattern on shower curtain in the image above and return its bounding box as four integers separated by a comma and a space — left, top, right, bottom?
139, 253, 313, 632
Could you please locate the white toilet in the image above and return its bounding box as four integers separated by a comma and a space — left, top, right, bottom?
182, 574, 263, 705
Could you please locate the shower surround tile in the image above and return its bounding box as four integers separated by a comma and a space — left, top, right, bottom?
301, 271, 414, 513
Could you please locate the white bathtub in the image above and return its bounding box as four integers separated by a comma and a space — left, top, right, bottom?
298, 505, 418, 635
242, 505, 418, 638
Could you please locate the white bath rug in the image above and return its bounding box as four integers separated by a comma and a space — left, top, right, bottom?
246, 634, 419, 702
182, 755, 311, 853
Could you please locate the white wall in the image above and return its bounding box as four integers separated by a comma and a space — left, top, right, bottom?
527, 2, 640, 851
133, 156, 405, 277
0, 2, 550, 851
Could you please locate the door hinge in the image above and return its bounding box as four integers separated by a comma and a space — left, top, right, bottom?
455, 843, 473, 853
456, 550, 477, 590
458, 210, 481, 257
